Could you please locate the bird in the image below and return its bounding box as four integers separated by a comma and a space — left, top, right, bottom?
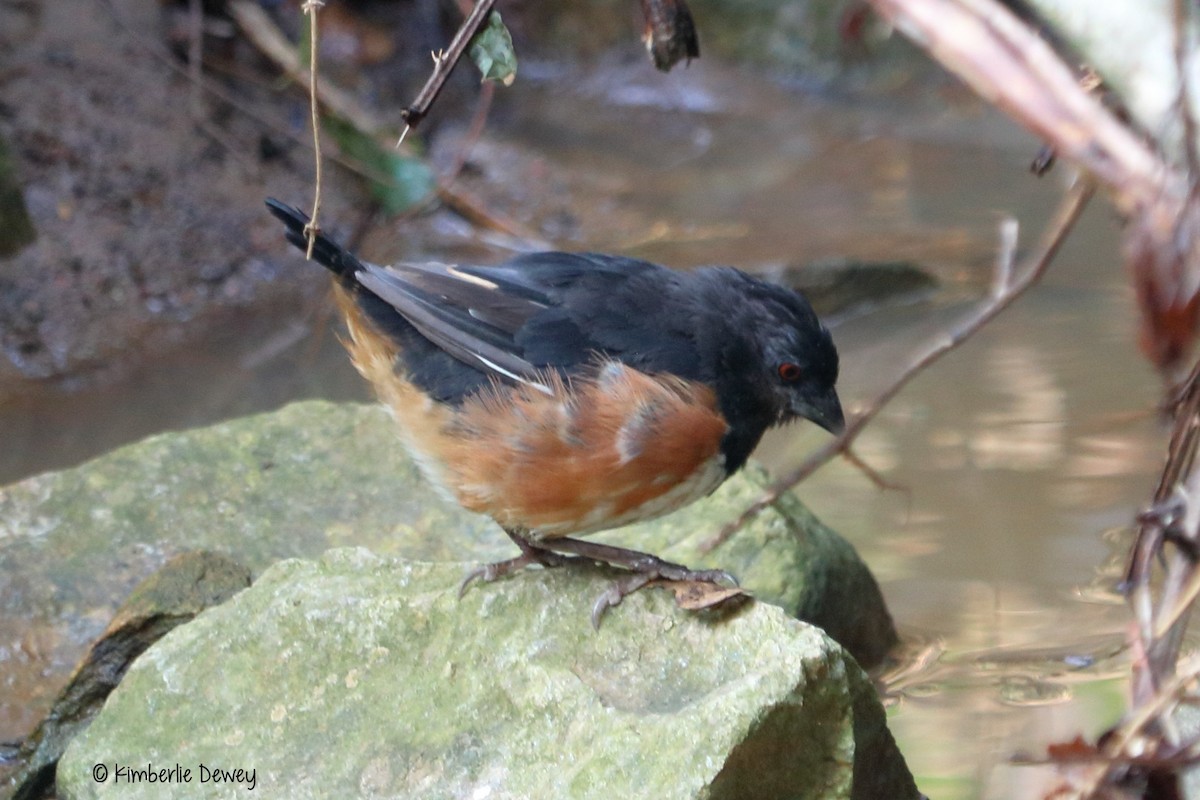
265, 198, 844, 624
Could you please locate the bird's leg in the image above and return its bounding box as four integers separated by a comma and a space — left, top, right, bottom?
544, 537, 737, 586
458, 527, 585, 597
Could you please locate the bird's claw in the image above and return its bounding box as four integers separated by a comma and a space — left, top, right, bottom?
588, 567, 745, 628
458, 547, 583, 598
590, 573, 656, 629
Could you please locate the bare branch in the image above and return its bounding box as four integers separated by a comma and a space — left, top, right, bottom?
399, 0, 496, 135
1129, 358, 1200, 707
442, 82, 496, 187
187, 0, 203, 117
703, 177, 1095, 554
1173, 0, 1200, 185
301, 0, 325, 259
843, 446, 910, 495
868, 0, 1174, 216
1070, 654, 1200, 795
992, 216, 1019, 297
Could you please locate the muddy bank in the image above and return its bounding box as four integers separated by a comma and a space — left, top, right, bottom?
0, 0, 360, 393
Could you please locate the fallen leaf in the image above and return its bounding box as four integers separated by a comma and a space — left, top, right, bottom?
659, 579, 751, 612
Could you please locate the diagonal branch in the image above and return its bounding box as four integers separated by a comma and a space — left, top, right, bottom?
301, 0, 325, 258
703, 176, 1095, 554
228, 0, 386, 135
400, 0, 496, 135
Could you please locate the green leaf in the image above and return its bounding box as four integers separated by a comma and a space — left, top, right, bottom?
324, 118, 435, 214
468, 11, 517, 86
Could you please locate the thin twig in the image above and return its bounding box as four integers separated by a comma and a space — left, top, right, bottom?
301, 0, 324, 259
1129, 354, 1200, 706
399, 0, 496, 136
181, 0, 255, 171
1154, 525, 1200, 640
992, 215, 1019, 298
1074, 654, 1200, 796
224, 0, 538, 244
1128, 352, 1200, 710
96, 0, 538, 247
95, 0, 296, 147
842, 446, 909, 494
228, 0, 386, 135
435, 184, 550, 247
187, 0, 203, 117
1128, 357, 1200, 590
702, 177, 1095, 554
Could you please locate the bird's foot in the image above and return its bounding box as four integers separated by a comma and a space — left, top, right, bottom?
459, 528, 587, 597
545, 537, 748, 628
459, 530, 749, 626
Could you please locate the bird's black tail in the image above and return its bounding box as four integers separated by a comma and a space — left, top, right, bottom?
265, 198, 365, 281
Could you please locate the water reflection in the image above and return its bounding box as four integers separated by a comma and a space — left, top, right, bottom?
969, 345, 1066, 471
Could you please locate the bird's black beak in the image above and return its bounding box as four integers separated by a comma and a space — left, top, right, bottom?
795, 387, 845, 436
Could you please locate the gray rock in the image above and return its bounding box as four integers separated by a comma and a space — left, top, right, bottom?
2, 399, 913, 797
57, 550, 917, 800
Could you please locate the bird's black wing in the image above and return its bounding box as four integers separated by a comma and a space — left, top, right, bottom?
357, 260, 554, 393
357, 251, 706, 402
465, 253, 705, 377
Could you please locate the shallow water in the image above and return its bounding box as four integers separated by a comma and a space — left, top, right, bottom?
0, 58, 1172, 797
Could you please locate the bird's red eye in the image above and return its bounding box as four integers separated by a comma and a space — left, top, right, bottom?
777, 362, 802, 383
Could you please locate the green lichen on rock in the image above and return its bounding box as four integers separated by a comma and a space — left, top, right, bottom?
0, 131, 35, 259
57, 550, 916, 800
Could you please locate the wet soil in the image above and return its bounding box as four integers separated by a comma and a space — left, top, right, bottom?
0, 0, 333, 390
0, 0, 497, 397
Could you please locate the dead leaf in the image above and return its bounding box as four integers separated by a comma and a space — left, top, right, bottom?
658, 579, 751, 612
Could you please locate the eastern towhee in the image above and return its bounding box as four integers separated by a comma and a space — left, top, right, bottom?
266, 199, 844, 624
